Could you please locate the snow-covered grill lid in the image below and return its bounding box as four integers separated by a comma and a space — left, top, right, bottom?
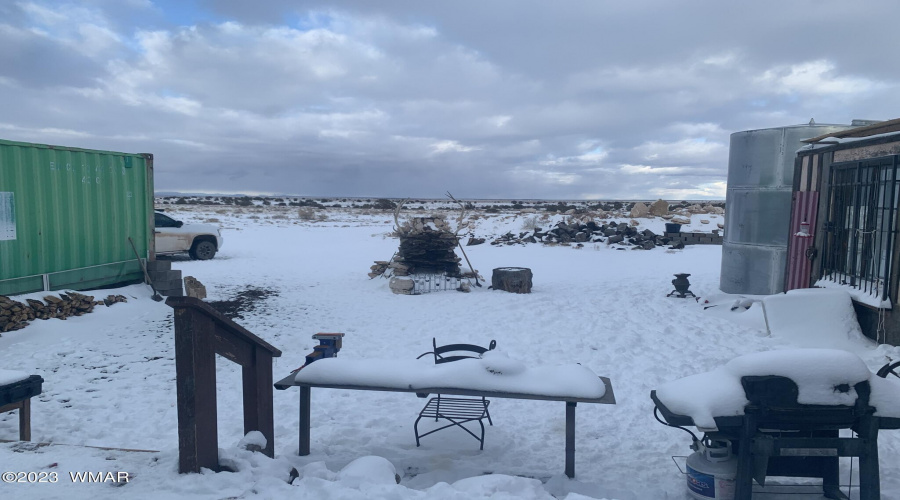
654, 349, 900, 430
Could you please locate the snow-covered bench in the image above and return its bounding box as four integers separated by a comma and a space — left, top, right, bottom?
0, 370, 43, 441
275, 353, 616, 478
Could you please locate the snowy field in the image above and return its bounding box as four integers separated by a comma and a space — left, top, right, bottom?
2, 203, 900, 500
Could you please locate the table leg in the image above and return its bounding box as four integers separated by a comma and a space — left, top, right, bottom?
20, 399, 31, 442
299, 386, 311, 456
565, 401, 576, 478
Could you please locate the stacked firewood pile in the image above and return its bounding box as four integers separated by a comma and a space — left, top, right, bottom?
0, 292, 127, 333
391, 217, 462, 277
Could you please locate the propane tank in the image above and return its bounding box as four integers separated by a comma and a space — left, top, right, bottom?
685, 440, 737, 500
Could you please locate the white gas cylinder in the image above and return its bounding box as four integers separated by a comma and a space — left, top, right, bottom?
685, 440, 737, 500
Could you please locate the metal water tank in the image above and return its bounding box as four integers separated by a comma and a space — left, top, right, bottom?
720, 123, 851, 295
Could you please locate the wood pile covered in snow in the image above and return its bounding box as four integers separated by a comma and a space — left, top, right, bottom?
0, 292, 127, 333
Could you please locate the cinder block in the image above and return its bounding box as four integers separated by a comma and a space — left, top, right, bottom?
158, 287, 184, 297
149, 270, 182, 282
146, 260, 171, 272
153, 279, 183, 291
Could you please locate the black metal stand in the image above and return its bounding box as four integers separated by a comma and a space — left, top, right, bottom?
667, 273, 695, 298
732, 412, 879, 500
565, 402, 576, 478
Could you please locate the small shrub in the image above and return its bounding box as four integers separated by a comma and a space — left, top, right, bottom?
373, 198, 396, 210
298, 207, 316, 220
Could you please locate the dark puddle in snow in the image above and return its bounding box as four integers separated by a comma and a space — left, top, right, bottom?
207, 287, 279, 320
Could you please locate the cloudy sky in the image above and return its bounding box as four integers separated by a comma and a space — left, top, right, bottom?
2, 0, 898, 199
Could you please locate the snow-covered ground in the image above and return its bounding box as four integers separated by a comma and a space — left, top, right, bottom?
2, 205, 899, 500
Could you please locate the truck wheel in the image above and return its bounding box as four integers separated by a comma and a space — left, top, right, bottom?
190, 240, 217, 260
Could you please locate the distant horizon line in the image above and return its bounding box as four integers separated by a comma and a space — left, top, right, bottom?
155, 192, 725, 203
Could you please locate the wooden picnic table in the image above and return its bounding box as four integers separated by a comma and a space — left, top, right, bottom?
275, 357, 616, 478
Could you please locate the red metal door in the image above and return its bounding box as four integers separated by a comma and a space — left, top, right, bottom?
785, 191, 819, 291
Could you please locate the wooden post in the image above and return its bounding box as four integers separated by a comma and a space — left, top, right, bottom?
242, 348, 276, 457
173, 305, 219, 473
565, 401, 576, 478
169, 297, 282, 473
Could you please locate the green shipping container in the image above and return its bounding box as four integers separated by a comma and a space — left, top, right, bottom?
0, 139, 154, 296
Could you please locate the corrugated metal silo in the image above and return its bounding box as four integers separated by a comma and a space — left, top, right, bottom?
720, 123, 851, 295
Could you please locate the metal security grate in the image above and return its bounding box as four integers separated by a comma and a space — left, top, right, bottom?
821, 156, 900, 301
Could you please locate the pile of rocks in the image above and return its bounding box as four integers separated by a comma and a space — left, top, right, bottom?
628, 200, 725, 219
0, 292, 127, 333
368, 261, 391, 279
484, 220, 679, 250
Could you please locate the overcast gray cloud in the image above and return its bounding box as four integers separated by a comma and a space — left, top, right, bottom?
1, 0, 898, 199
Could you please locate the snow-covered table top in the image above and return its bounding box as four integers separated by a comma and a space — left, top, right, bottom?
0, 369, 29, 386
276, 353, 614, 403
654, 349, 900, 431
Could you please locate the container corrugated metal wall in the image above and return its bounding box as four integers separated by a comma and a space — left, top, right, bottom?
0, 139, 153, 296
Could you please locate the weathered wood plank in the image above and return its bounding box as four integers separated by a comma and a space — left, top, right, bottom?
242, 349, 276, 457
174, 305, 219, 473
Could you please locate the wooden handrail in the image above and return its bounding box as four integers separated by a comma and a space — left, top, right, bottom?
166, 296, 282, 356
168, 295, 282, 473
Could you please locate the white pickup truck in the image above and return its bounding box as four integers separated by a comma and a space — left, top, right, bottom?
154, 211, 223, 260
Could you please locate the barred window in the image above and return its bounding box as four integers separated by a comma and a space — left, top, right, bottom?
820, 156, 900, 302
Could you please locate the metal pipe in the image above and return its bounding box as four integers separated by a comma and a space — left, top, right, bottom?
883, 156, 898, 302
299, 386, 311, 456
565, 402, 576, 478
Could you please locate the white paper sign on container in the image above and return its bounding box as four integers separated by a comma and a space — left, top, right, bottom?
0, 192, 15, 241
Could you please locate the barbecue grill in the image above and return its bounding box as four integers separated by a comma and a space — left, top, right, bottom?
652, 374, 900, 500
